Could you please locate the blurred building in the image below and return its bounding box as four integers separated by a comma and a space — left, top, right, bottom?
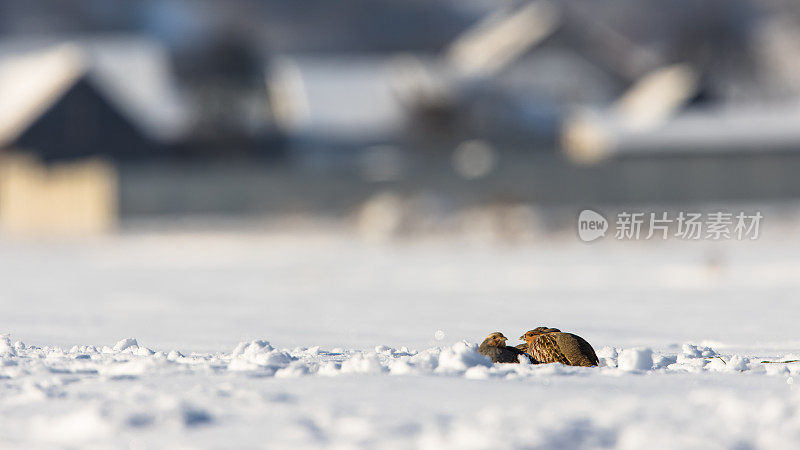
0, 38, 189, 161
0, 154, 116, 235
3, 0, 800, 235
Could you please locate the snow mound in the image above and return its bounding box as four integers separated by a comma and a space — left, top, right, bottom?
113, 338, 139, 352
618, 348, 654, 372
3, 333, 800, 448
3, 334, 797, 383
228, 340, 295, 372
0, 334, 16, 357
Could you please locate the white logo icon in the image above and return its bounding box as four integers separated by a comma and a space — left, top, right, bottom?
578, 209, 608, 242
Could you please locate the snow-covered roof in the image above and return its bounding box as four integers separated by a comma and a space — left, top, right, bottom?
0, 36, 192, 147
0, 44, 85, 146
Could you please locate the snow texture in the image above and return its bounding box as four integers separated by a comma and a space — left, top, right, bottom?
2, 232, 800, 448
2, 333, 800, 448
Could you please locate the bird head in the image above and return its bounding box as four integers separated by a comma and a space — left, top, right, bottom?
484, 332, 508, 347
520, 329, 541, 342
520, 327, 560, 342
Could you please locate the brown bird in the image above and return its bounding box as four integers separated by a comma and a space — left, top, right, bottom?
514, 327, 561, 352
520, 329, 599, 367
478, 332, 534, 364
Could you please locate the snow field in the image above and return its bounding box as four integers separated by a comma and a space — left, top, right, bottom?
3, 230, 800, 448
2, 333, 800, 448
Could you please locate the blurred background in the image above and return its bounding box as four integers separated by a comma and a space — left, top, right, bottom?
3, 0, 800, 350
3, 0, 800, 235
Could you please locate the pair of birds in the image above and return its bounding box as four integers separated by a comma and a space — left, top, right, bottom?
478, 327, 599, 367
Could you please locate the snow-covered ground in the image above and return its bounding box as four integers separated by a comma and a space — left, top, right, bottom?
2, 229, 800, 448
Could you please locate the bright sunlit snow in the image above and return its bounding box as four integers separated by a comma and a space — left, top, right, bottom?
2, 230, 800, 448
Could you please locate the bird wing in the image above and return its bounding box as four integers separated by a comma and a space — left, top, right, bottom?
530, 334, 570, 365
479, 341, 534, 363
574, 334, 599, 366
552, 333, 599, 367
478, 338, 493, 355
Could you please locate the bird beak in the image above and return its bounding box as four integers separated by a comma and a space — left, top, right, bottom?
519, 335, 525, 340
501, 337, 508, 341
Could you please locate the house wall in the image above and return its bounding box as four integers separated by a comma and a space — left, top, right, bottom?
0, 153, 117, 235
